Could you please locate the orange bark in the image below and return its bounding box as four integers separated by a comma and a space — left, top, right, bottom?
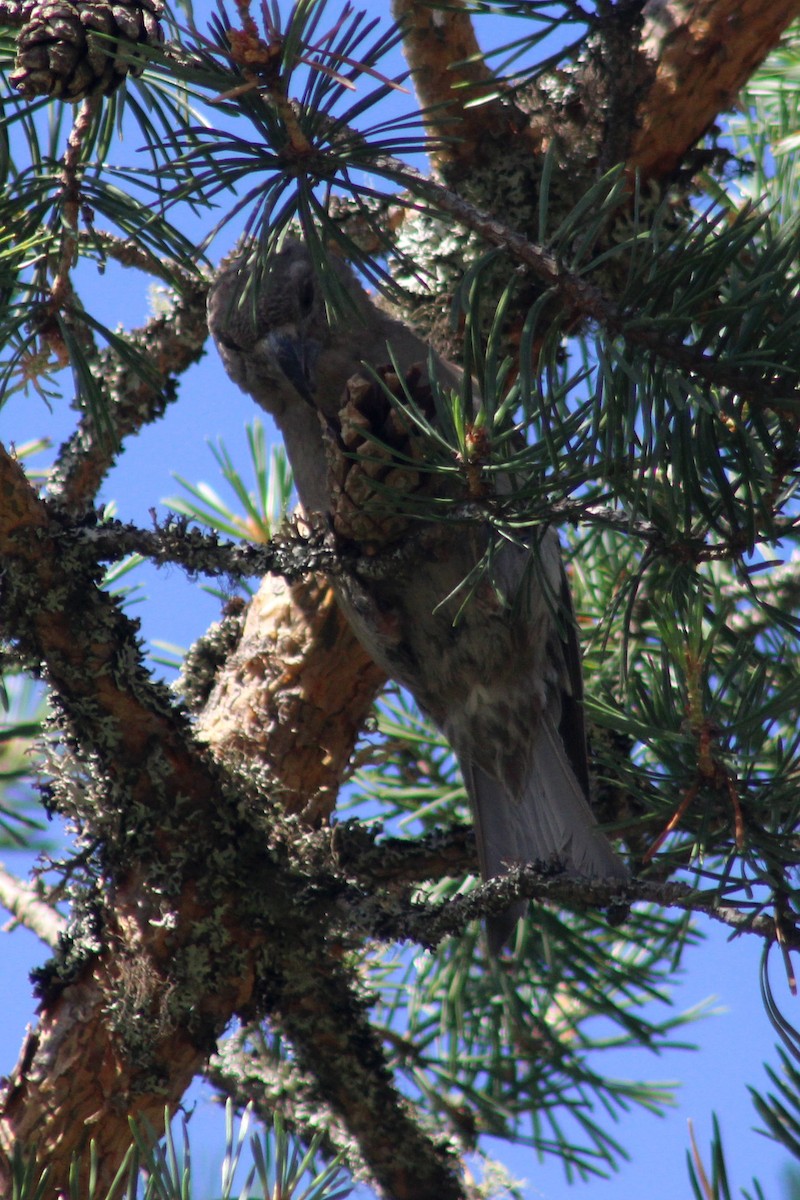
630, 0, 800, 178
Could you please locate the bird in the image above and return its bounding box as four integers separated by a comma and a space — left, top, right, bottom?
207, 236, 629, 951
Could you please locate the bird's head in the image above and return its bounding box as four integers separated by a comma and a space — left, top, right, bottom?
208, 237, 373, 418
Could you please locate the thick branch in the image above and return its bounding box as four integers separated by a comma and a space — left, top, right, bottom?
184, 570, 472, 1197
192, 576, 470, 1197
394, 0, 800, 191
630, 0, 800, 178
391, 0, 533, 170
195, 572, 385, 822
0, 444, 251, 1190
0, 447, 464, 1199
271, 939, 464, 1200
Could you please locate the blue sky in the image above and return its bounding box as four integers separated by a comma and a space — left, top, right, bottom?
1, 3, 798, 1196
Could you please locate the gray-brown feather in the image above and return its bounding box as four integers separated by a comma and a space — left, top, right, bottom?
208, 239, 628, 951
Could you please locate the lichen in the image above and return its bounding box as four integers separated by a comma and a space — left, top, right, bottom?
176, 608, 246, 714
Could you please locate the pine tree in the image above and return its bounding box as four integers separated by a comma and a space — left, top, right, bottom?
1, 1, 800, 1197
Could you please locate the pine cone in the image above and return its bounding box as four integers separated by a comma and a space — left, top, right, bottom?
325, 364, 451, 548
10, 0, 163, 101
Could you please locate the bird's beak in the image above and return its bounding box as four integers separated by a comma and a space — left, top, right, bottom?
266, 330, 320, 405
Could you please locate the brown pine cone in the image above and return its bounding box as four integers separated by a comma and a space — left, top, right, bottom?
324, 364, 448, 548
10, 0, 163, 101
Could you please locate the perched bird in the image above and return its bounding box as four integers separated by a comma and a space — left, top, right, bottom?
208, 238, 628, 950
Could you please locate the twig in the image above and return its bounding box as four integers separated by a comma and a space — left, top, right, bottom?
51, 98, 100, 311
38, 493, 800, 591
310, 111, 800, 410
65, 513, 340, 580
78, 229, 201, 287
0, 862, 66, 948
338, 865, 800, 951
404, 173, 800, 408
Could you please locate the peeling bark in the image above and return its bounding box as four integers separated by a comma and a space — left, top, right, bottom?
197, 572, 385, 823
630, 0, 800, 178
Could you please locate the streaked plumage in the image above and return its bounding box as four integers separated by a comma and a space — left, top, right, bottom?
208, 239, 628, 950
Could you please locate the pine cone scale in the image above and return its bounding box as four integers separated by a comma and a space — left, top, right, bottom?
10, 0, 164, 101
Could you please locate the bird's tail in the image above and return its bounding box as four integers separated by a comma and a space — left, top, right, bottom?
462, 716, 628, 953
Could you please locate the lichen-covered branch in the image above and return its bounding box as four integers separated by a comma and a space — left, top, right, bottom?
394, 0, 800, 192
48, 279, 209, 511
79, 228, 199, 284
33, 499, 800, 591
269, 938, 465, 1200
206, 1028, 348, 1165
338, 868, 800, 953
0, 446, 467, 1199
332, 823, 476, 886
74, 512, 342, 582
366, 145, 800, 407
0, 443, 253, 1191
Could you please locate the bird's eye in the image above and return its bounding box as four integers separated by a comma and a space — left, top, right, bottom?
298, 275, 315, 317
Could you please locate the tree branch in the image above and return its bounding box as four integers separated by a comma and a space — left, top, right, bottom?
268, 938, 465, 1200
75, 513, 341, 581
43, 499, 800, 589
194, 571, 385, 822
393, 0, 800, 190
630, 0, 800, 178
0, 863, 66, 948
0, 444, 251, 1191
0, 446, 466, 1199
206, 1028, 347, 1165
340, 867, 800, 953
391, 0, 533, 171
48, 279, 209, 512
399, 168, 800, 406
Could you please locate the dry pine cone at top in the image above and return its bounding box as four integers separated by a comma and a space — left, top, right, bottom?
10, 0, 163, 101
